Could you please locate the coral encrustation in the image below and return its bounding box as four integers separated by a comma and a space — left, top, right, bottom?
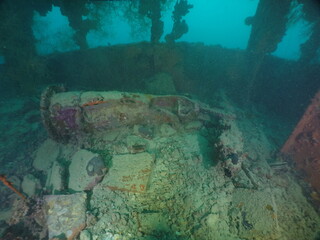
55, 107, 79, 130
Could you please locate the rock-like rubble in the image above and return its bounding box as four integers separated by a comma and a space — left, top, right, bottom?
1, 90, 320, 240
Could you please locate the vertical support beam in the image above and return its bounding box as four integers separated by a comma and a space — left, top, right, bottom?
247, 0, 292, 54
0, 0, 40, 94
298, 0, 320, 64
244, 0, 292, 103
139, 0, 164, 44
54, 0, 92, 50
299, 21, 320, 64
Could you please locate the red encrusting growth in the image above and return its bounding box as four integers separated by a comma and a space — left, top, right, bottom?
82, 100, 109, 107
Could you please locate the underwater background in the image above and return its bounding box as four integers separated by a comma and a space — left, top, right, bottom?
1, 0, 320, 239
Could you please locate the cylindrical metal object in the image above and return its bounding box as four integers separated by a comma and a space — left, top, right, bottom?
40, 87, 202, 143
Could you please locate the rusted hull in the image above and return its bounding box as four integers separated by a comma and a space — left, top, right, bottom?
281, 90, 320, 193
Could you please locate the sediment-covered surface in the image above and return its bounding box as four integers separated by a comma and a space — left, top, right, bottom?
0, 90, 319, 240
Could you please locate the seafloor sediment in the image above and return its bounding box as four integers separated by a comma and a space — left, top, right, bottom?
0, 90, 319, 240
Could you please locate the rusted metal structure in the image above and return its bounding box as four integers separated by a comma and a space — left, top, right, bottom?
281, 90, 320, 195
40, 86, 233, 144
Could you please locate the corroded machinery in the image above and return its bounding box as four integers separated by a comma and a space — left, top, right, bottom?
40, 86, 231, 144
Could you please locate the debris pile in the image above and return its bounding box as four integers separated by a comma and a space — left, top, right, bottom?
1, 89, 319, 240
